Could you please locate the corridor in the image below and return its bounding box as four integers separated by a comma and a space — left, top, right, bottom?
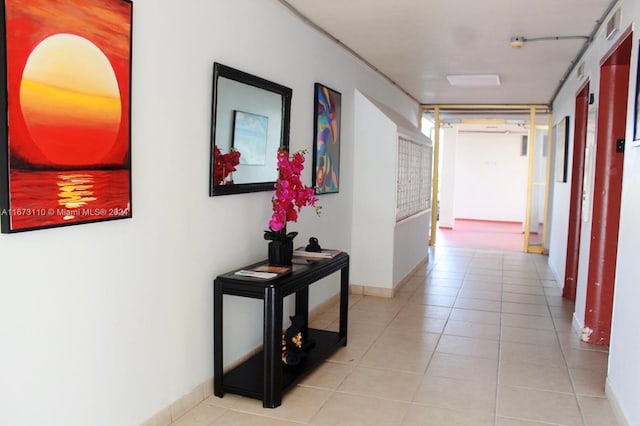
170, 247, 618, 425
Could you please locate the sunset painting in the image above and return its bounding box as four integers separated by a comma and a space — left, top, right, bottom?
0, 0, 132, 232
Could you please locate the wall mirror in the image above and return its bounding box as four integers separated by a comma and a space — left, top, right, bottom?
210, 62, 292, 196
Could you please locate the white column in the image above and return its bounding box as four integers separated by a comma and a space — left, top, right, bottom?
438, 126, 458, 228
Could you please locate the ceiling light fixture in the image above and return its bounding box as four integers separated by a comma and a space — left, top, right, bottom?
505, 119, 525, 125
446, 74, 501, 87
509, 35, 590, 48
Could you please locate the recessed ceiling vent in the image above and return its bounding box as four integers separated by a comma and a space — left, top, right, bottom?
577, 63, 585, 79
606, 9, 620, 40
446, 74, 501, 87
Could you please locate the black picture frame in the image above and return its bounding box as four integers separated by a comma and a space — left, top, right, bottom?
634, 39, 640, 141
0, 0, 133, 233
210, 63, 291, 196
312, 83, 341, 195
555, 116, 570, 183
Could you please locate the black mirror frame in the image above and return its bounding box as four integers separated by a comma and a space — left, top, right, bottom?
209, 63, 292, 196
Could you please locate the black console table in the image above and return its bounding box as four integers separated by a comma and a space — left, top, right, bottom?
213, 252, 349, 408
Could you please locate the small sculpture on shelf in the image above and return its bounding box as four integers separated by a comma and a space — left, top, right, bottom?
305, 237, 322, 252
281, 314, 316, 366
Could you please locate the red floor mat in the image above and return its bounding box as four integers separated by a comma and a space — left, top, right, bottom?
436, 219, 524, 251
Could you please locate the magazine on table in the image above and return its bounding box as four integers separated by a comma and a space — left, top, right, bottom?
233, 264, 292, 280
292, 247, 341, 260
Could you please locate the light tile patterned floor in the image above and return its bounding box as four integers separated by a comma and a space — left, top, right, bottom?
172, 247, 620, 425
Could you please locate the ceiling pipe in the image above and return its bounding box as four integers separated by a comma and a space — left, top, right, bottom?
276, 0, 420, 104
509, 35, 590, 49
549, 0, 620, 106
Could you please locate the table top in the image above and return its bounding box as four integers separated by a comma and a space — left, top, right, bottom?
215, 251, 349, 297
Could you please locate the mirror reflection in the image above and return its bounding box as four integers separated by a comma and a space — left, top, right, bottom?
210, 63, 292, 196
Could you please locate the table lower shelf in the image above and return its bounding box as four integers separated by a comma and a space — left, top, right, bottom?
219, 328, 345, 400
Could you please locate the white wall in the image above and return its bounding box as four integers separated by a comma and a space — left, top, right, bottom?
549, 1, 640, 424
439, 127, 457, 228
0, 1, 420, 425
393, 211, 430, 285
531, 129, 549, 234
454, 132, 529, 222
392, 128, 432, 286
351, 91, 398, 289
352, 93, 431, 290
608, 1, 640, 424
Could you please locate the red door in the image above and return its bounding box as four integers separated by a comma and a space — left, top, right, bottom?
563, 83, 589, 301
583, 32, 632, 345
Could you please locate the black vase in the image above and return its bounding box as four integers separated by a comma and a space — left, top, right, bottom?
268, 240, 294, 266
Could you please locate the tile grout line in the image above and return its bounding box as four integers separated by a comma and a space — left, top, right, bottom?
530, 257, 592, 426
493, 251, 506, 426
400, 246, 472, 424
175, 248, 618, 426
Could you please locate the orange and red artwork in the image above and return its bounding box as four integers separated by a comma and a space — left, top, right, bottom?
0, 0, 132, 232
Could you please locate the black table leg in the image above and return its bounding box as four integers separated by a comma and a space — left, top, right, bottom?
263, 286, 283, 408
213, 280, 224, 397
339, 263, 349, 344
295, 286, 309, 337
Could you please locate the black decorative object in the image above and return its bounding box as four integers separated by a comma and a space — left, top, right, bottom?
281, 315, 307, 366
305, 237, 322, 252
268, 240, 293, 266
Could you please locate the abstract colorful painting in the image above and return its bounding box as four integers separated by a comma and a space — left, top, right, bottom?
312, 83, 341, 194
0, 0, 133, 233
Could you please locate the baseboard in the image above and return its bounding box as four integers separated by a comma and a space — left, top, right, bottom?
350, 256, 428, 299
143, 258, 431, 426
572, 312, 583, 336
142, 292, 346, 426
549, 264, 562, 285
349, 284, 364, 295
350, 284, 393, 298
454, 218, 523, 225
605, 378, 630, 426
141, 376, 213, 426
394, 256, 428, 293
309, 292, 340, 322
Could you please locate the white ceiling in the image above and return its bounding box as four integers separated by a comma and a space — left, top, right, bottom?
280, 0, 616, 106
